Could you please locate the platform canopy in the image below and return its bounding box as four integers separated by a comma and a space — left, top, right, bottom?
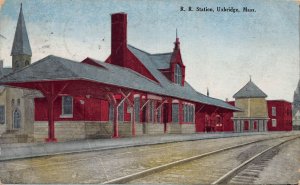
0, 55, 239, 111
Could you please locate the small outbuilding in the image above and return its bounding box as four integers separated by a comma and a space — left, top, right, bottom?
232, 79, 269, 132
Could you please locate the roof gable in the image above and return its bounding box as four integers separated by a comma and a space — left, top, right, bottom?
128, 45, 173, 86
105, 46, 159, 83
150, 53, 172, 69
233, 80, 267, 99
82, 57, 107, 69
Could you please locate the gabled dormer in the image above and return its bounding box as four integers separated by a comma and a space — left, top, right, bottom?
169, 34, 185, 86
105, 13, 159, 83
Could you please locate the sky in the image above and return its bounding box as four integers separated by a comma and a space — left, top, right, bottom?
0, 0, 299, 102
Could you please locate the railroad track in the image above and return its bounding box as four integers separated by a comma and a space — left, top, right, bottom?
212, 136, 296, 184
103, 134, 300, 184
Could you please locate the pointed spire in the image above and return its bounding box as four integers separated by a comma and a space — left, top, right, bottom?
207, 87, 210, 97
249, 75, 252, 82
174, 28, 180, 50
11, 3, 32, 56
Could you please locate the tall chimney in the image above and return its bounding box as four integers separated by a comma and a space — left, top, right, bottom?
111, 13, 127, 67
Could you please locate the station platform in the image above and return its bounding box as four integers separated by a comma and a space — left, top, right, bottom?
0, 131, 295, 161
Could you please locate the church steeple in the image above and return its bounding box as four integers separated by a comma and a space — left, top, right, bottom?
11, 3, 32, 70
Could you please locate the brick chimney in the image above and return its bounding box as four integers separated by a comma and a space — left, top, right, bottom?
111, 13, 127, 67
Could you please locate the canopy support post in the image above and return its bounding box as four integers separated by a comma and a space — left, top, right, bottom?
38, 82, 69, 142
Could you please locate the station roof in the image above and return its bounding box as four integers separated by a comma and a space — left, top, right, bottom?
0, 55, 240, 111
233, 80, 267, 99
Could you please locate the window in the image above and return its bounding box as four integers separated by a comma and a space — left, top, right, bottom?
109, 102, 124, 122
17, 99, 20, 106
183, 105, 187, 122
172, 103, 179, 123
272, 119, 277, 127
149, 101, 154, 122
157, 106, 161, 123
174, 64, 182, 84
272, 107, 276, 116
134, 97, 140, 122
62, 96, 73, 116
11, 99, 15, 106
15, 61, 19, 68
190, 105, 194, 122
109, 103, 114, 122
0, 106, 4, 124
183, 104, 195, 123
118, 102, 124, 122
13, 109, 21, 129
216, 116, 221, 126
25, 60, 30, 66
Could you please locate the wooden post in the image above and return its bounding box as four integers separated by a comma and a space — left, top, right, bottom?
46, 97, 57, 142
38, 82, 68, 142
113, 104, 119, 138
132, 108, 136, 136
119, 90, 135, 137
107, 93, 119, 138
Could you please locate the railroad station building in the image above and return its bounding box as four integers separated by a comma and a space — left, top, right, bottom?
0, 6, 241, 142
0, 5, 293, 143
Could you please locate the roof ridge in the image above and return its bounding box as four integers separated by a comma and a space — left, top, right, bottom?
127, 44, 151, 55
128, 44, 173, 56
53, 56, 81, 78
0, 55, 53, 79
105, 61, 161, 86
151, 52, 173, 56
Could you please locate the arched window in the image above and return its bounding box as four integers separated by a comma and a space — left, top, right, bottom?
25, 60, 30, 66
13, 109, 21, 129
174, 64, 182, 84
15, 61, 19, 68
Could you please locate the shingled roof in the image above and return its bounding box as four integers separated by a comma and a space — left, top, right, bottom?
233, 80, 267, 99
11, 4, 32, 56
0, 54, 240, 111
